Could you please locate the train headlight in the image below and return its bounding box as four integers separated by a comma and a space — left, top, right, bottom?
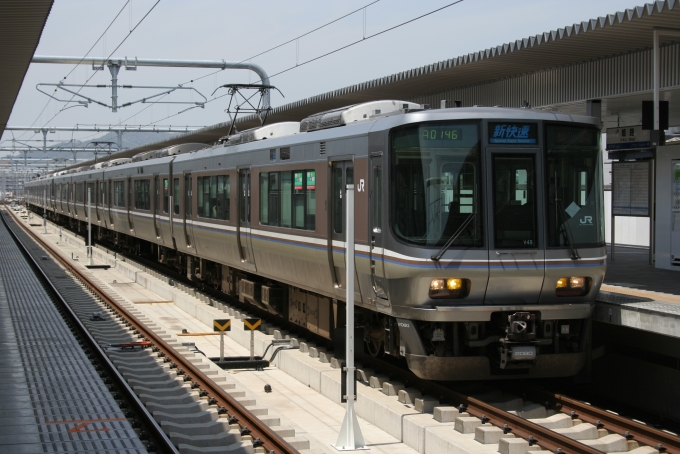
430, 278, 469, 299
556, 276, 589, 297
446, 278, 463, 290
430, 279, 446, 291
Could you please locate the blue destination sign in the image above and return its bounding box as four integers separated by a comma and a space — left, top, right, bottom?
488, 122, 538, 144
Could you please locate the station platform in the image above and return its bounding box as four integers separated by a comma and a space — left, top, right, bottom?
0, 216, 147, 453
595, 244, 680, 340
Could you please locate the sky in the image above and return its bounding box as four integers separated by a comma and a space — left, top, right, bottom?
3, 0, 645, 151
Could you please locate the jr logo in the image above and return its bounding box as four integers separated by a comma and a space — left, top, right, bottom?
357, 179, 365, 192
579, 216, 593, 224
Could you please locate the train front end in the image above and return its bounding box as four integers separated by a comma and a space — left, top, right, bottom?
378, 109, 605, 380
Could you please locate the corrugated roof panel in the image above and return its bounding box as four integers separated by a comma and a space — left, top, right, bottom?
0, 1, 54, 136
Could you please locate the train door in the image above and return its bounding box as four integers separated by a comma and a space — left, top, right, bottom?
183, 173, 194, 249
153, 175, 161, 240
107, 179, 114, 226
237, 168, 256, 271
86, 182, 95, 222
126, 177, 135, 232
485, 150, 545, 304
369, 153, 388, 303
329, 160, 361, 302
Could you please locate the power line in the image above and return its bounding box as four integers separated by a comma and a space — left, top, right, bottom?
13, 1, 131, 142
38, 0, 161, 130
75, 0, 382, 140
178, 0, 381, 87
265, 0, 464, 80
141, 0, 464, 127
61, 1, 130, 82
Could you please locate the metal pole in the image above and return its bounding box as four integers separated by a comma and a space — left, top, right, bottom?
334, 183, 366, 451
653, 30, 660, 133
650, 158, 656, 264
87, 187, 93, 266
250, 330, 255, 361
32, 55, 272, 112
43, 189, 47, 234
220, 332, 225, 362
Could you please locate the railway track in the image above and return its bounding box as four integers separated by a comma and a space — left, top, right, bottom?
5, 207, 299, 454
16, 206, 680, 454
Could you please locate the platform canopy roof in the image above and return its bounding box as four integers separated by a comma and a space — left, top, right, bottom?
0, 1, 54, 138
66, 0, 680, 166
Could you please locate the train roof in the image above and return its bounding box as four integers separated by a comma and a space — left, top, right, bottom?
27, 102, 600, 182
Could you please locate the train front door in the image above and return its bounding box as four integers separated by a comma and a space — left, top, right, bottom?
485, 150, 545, 304
237, 168, 257, 271
329, 160, 361, 302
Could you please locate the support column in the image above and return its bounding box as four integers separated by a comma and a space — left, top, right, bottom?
334, 183, 366, 451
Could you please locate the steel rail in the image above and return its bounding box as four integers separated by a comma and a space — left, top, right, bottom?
447, 394, 601, 453
366, 357, 600, 453
552, 393, 679, 453
0, 208, 179, 454
6, 207, 298, 454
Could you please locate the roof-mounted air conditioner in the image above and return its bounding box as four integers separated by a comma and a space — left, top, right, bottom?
226, 122, 301, 146
300, 100, 421, 132
108, 158, 132, 167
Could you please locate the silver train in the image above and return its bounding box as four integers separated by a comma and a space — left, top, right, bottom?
26, 101, 606, 380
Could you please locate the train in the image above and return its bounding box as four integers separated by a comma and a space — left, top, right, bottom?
26, 101, 605, 380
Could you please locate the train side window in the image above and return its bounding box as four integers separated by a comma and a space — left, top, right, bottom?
280, 147, 290, 160
306, 170, 316, 230
259, 169, 315, 231
76, 183, 84, 203
113, 181, 126, 207
173, 178, 180, 215
134, 180, 150, 210
197, 175, 230, 221
163, 178, 169, 213
154, 176, 159, 213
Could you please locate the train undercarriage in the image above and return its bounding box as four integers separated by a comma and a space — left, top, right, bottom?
41, 208, 591, 381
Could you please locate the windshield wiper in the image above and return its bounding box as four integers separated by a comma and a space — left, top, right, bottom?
553, 172, 580, 260
431, 211, 476, 261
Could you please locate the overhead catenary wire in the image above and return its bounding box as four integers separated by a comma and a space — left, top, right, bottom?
73, 0, 383, 141
140, 0, 465, 128
37, 0, 161, 130
13, 1, 131, 142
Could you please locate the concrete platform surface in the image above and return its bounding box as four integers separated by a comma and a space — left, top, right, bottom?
0, 213, 146, 453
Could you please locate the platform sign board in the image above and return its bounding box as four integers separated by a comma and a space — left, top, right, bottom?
214, 319, 231, 362
612, 161, 650, 216
213, 319, 231, 332
243, 318, 261, 331
606, 126, 651, 151
243, 318, 261, 361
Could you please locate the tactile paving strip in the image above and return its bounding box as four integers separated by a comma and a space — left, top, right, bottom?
0, 215, 147, 453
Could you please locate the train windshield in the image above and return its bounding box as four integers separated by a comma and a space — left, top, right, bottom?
545, 124, 604, 248
390, 122, 482, 247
